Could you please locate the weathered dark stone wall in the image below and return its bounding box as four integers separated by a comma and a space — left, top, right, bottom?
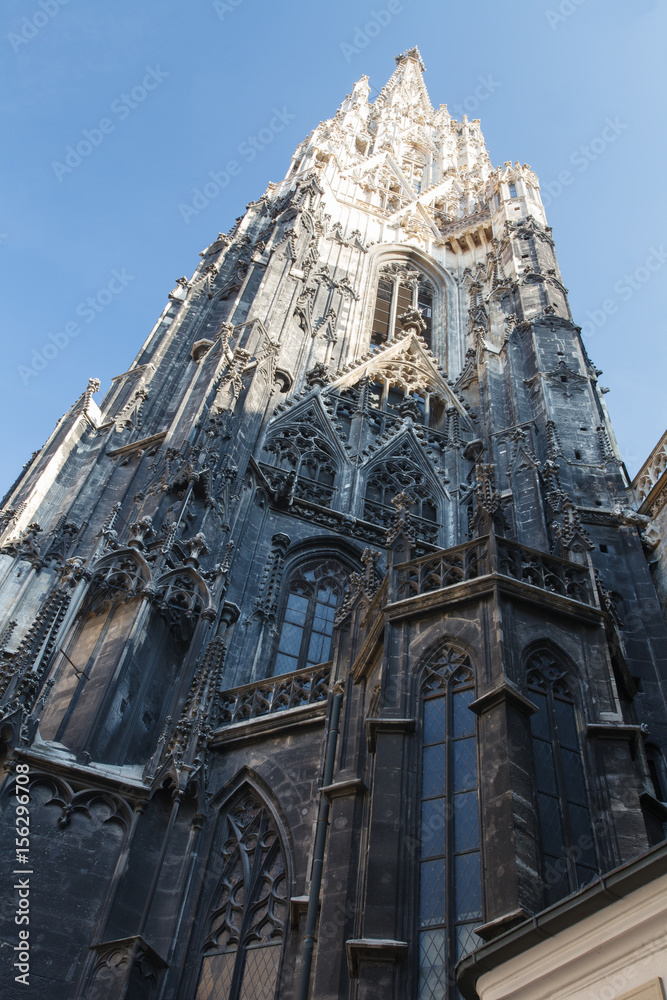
0, 49, 665, 1000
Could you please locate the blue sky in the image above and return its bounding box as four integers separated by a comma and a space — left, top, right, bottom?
1, 0, 665, 497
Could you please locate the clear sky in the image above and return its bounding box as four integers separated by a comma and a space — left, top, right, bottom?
1, 0, 665, 498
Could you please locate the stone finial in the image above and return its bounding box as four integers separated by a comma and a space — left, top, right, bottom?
184, 532, 209, 567
387, 491, 416, 551
398, 308, 427, 337
473, 464, 502, 516
128, 516, 155, 550
552, 497, 594, 554
305, 362, 331, 387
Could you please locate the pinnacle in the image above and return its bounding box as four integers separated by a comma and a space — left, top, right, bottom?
375, 44, 433, 117
395, 45, 426, 70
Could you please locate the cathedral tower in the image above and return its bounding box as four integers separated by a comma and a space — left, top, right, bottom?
1, 48, 666, 1000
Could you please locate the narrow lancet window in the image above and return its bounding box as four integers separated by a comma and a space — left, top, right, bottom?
527, 651, 597, 905
196, 791, 287, 1000
371, 264, 435, 349
418, 648, 482, 999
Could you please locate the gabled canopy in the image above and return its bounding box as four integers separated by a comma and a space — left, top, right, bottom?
328, 333, 475, 429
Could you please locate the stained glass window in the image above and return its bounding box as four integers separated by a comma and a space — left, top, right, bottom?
195, 791, 287, 1000
527, 651, 598, 905
418, 647, 482, 1000
273, 559, 348, 676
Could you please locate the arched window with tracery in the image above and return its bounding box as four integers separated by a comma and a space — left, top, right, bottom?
195, 790, 287, 1000
526, 650, 598, 905
263, 423, 337, 506
371, 262, 434, 349
273, 558, 349, 676
402, 147, 427, 193
418, 646, 482, 999
364, 458, 439, 544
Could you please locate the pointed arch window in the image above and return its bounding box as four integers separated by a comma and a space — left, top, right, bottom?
377, 169, 403, 213
273, 558, 349, 676
371, 263, 434, 349
402, 148, 427, 193
527, 651, 598, 905
364, 459, 439, 544
195, 790, 287, 1000
418, 647, 482, 999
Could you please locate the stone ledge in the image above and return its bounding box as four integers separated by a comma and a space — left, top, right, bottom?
475, 907, 532, 942
384, 573, 603, 626
345, 938, 408, 978
639, 790, 667, 822
365, 717, 416, 753
210, 701, 327, 747
289, 895, 311, 929
586, 723, 643, 750
322, 778, 367, 801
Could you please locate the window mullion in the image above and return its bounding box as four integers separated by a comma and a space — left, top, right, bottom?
229, 813, 267, 998
381, 377, 389, 410
550, 694, 577, 889
446, 684, 455, 977
389, 277, 400, 336
298, 586, 317, 670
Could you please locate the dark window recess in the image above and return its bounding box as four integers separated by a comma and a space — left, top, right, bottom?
508, 182, 517, 198
418, 285, 433, 347
387, 387, 405, 412
574, 450, 582, 460
371, 278, 393, 346
646, 744, 667, 801
418, 649, 482, 998
273, 559, 349, 676
527, 653, 598, 905
599, 544, 608, 553
368, 381, 383, 409
412, 393, 426, 421
370, 270, 434, 348
396, 281, 413, 326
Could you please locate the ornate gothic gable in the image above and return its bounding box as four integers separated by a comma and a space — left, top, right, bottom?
344, 152, 421, 213
327, 332, 475, 429
264, 393, 350, 466
361, 424, 451, 500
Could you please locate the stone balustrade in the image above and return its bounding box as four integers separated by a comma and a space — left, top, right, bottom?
394, 534, 593, 605
217, 661, 331, 727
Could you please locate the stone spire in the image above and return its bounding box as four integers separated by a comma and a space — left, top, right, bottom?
373, 45, 433, 120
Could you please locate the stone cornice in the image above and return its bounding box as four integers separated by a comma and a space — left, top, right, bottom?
586, 723, 643, 750
385, 573, 604, 626
210, 701, 327, 748
456, 843, 667, 1000
470, 683, 538, 717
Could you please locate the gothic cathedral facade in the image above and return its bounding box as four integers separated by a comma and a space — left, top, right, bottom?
1, 47, 666, 1000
